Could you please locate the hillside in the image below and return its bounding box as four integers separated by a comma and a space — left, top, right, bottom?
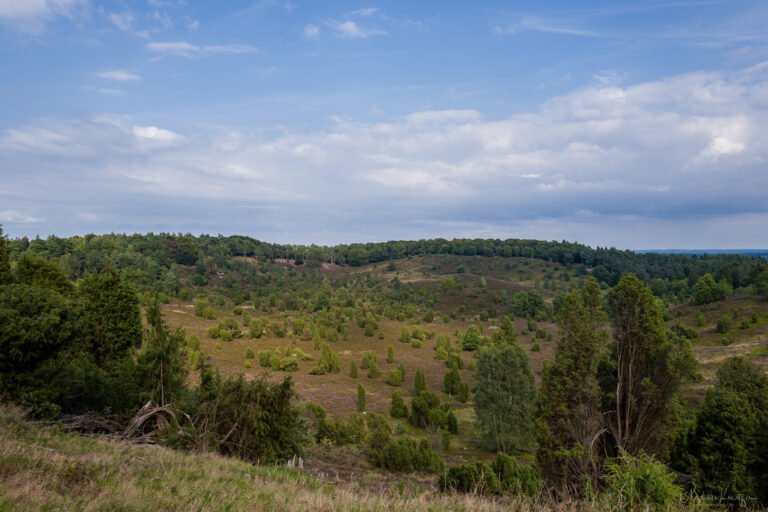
0, 404, 587, 512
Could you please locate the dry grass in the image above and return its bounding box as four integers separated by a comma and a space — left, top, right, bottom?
0, 404, 634, 512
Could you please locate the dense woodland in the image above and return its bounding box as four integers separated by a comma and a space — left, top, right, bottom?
1, 227, 768, 510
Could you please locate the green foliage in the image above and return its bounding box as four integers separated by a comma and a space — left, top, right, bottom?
605, 274, 698, 455
409, 390, 450, 430
390, 390, 408, 419
386, 368, 403, 387
16, 254, 72, 294
377, 438, 444, 474
474, 341, 535, 452
310, 343, 340, 375
511, 290, 547, 320
604, 451, 682, 510
491, 453, 542, 497
137, 296, 188, 406
445, 351, 464, 370
443, 368, 462, 396
492, 315, 517, 345
439, 462, 500, 495
399, 328, 411, 343
414, 369, 426, 395
258, 351, 271, 368
349, 361, 358, 378
715, 314, 731, 333
694, 273, 726, 305
0, 283, 75, 376
185, 363, 303, 463
672, 357, 768, 504
460, 325, 481, 351
245, 347, 255, 359
386, 345, 394, 364
538, 277, 607, 494
76, 270, 142, 361
357, 384, 366, 412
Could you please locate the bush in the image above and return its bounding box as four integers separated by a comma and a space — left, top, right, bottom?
258, 351, 271, 368
439, 462, 500, 495
411, 339, 423, 349
716, 315, 732, 334
390, 391, 408, 419
377, 438, 444, 474
245, 347, 255, 359
357, 384, 366, 412
386, 369, 404, 386
349, 362, 358, 378
531, 342, 540, 352
491, 453, 541, 496
604, 451, 682, 510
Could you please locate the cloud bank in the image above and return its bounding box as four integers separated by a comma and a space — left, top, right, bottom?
1, 64, 767, 247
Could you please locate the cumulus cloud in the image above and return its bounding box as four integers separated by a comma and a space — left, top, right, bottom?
1, 63, 767, 246
145, 41, 259, 58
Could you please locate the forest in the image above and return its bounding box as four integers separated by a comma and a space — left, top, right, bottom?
1, 228, 767, 510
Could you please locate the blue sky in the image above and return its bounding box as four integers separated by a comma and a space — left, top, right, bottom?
1, 1, 767, 248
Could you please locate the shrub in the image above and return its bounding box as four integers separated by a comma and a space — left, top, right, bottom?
258, 351, 271, 368
444, 368, 462, 396
280, 359, 299, 372
716, 315, 731, 334
531, 342, 540, 352
310, 343, 340, 375
411, 339, 423, 349
386, 369, 404, 386
357, 384, 366, 412
491, 453, 541, 497
435, 346, 448, 360
245, 347, 255, 359
207, 326, 220, 339
390, 391, 408, 419
446, 351, 464, 370
439, 462, 500, 495
349, 362, 358, 378
377, 438, 444, 474
386, 345, 394, 363
604, 451, 682, 510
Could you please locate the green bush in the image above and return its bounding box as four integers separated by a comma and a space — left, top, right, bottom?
716, 315, 731, 334
258, 351, 271, 368
439, 462, 500, 495
386, 369, 403, 386
604, 451, 682, 510
390, 391, 408, 419
245, 347, 255, 359
491, 453, 541, 496
377, 438, 444, 474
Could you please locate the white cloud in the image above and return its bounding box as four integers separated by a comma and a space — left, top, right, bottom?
2, 63, 767, 245
303, 23, 319, 39
107, 11, 149, 39
95, 70, 141, 82
0, 0, 85, 32
132, 125, 183, 142
145, 41, 259, 58
327, 20, 386, 40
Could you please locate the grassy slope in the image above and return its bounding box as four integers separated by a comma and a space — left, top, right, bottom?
0, 405, 582, 512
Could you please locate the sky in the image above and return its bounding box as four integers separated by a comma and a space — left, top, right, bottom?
1, 1, 767, 249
